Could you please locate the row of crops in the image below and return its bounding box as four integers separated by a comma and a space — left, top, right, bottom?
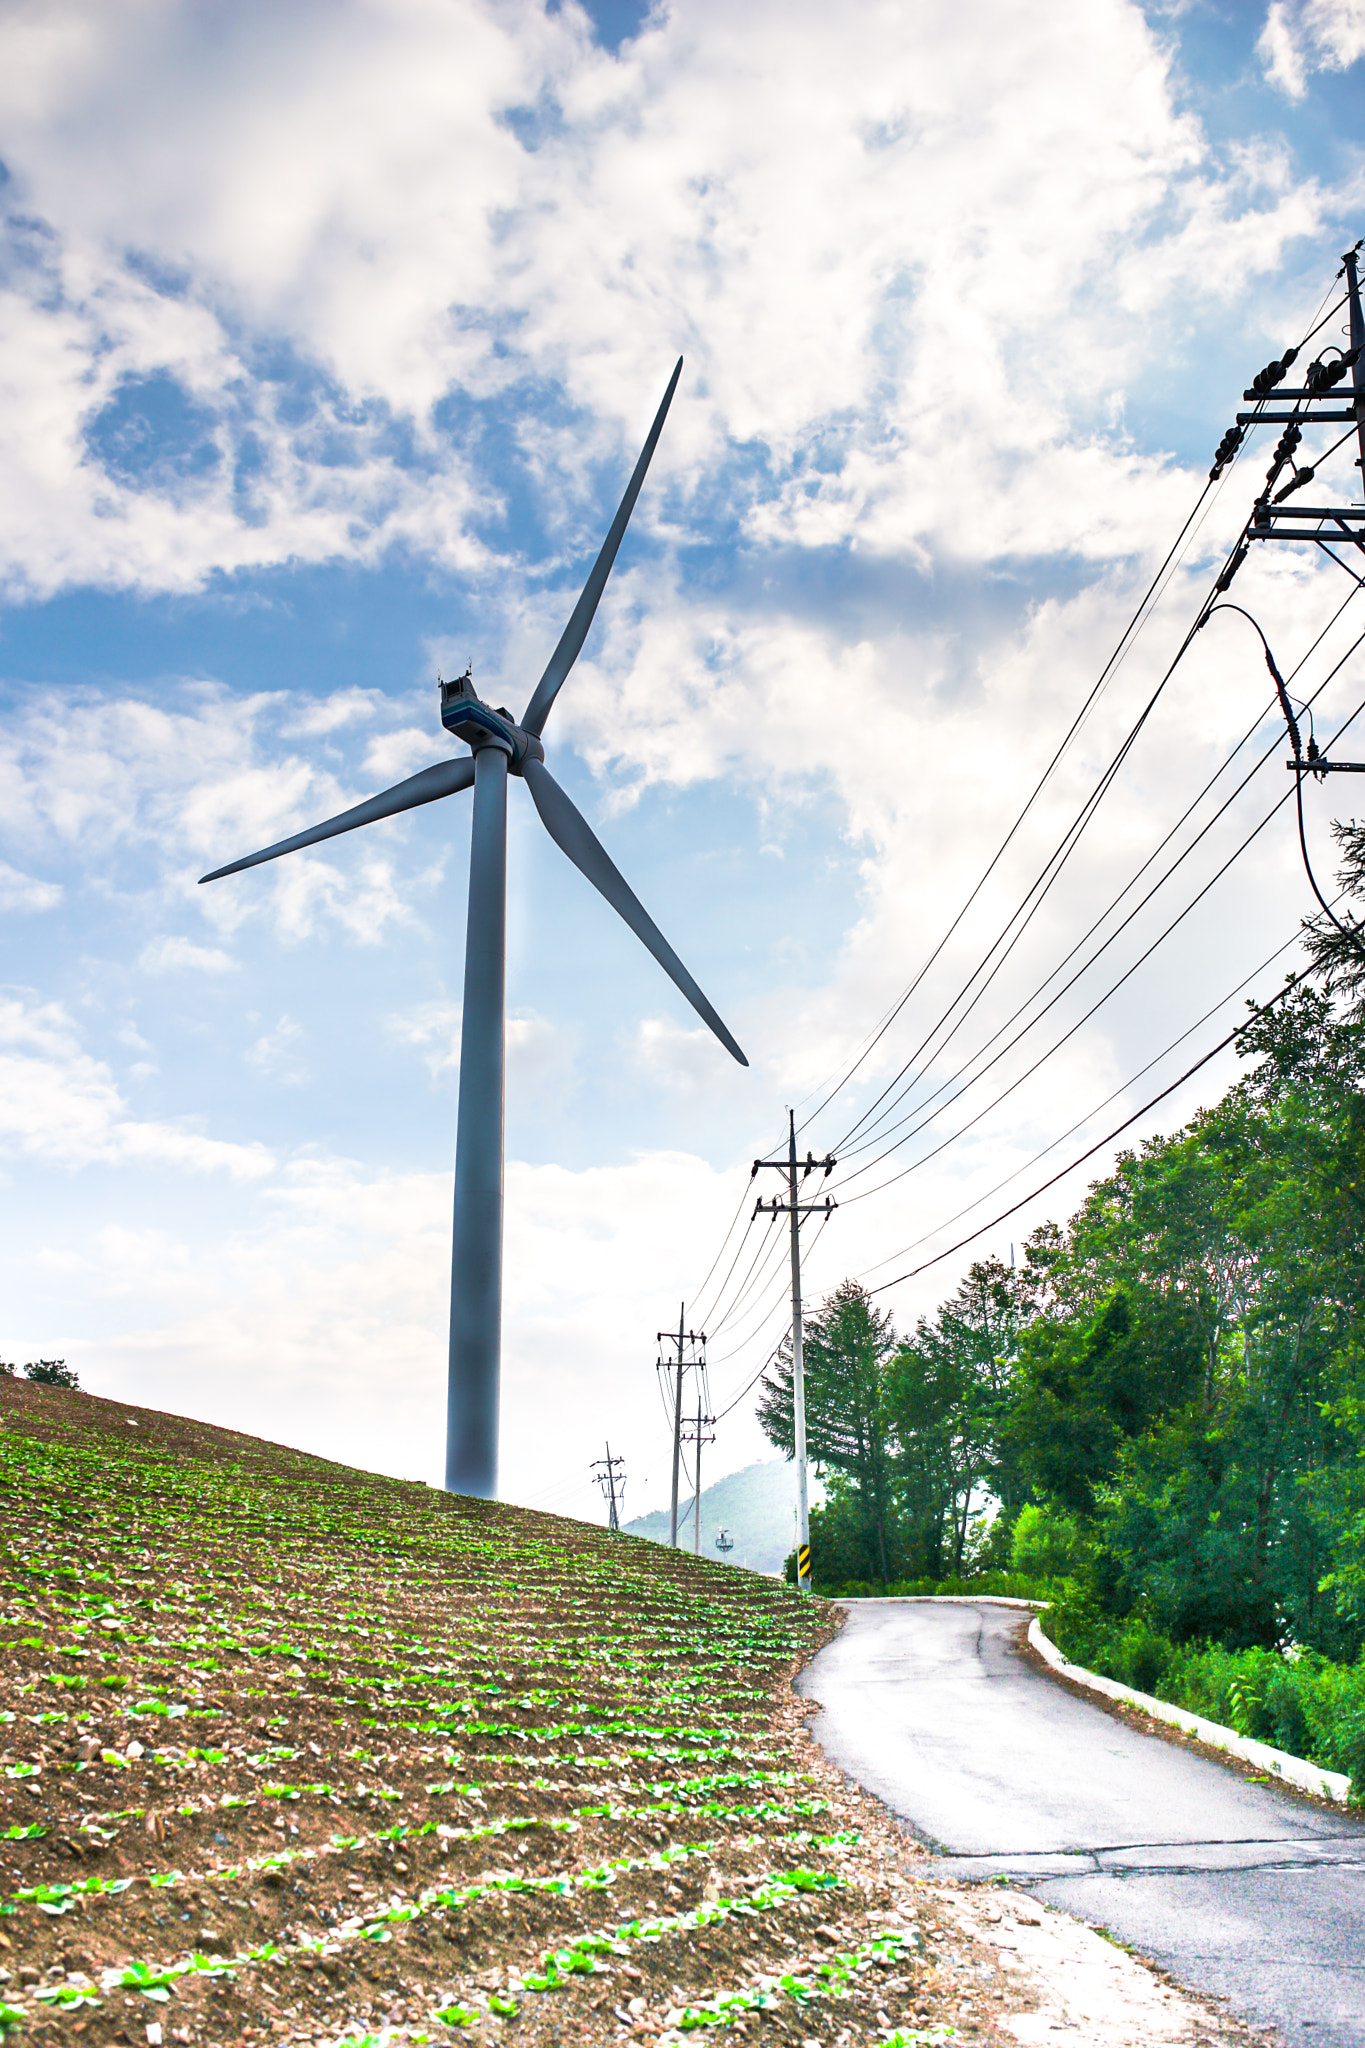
0, 1381, 968, 2045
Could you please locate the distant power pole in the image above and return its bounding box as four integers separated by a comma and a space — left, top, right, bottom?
680, 1391, 715, 1554
656, 1306, 705, 1548
753, 1110, 836, 1594
591, 1443, 626, 1530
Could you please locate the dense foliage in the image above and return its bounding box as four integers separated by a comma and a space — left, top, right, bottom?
761, 975, 1365, 1692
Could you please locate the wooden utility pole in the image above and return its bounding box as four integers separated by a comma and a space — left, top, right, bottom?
752, 1112, 836, 1593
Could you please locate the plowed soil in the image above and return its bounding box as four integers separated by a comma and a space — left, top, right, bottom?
0, 1378, 1259, 2048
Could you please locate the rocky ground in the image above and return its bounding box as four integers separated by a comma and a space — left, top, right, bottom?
0, 1377, 1267, 2048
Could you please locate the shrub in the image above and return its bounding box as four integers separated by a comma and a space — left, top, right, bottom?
1010, 1501, 1081, 1579
23, 1360, 79, 1389
1045, 1600, 1365, 1799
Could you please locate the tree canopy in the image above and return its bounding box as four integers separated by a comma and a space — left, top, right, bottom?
757, 960, 1365, 1661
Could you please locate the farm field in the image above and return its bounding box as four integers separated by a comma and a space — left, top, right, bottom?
0, 1377, 1243, 2048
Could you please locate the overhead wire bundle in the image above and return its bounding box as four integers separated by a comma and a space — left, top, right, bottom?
697, 256, 1365, 1418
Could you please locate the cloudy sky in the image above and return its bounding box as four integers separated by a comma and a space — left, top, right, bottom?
2, 0, 1364, 1531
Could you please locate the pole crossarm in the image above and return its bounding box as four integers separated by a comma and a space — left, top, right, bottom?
749, 1115, 839, 1594
655, 1306, 705, 1550
590, 1444, 626, 1531
753, 1194, 838, 1219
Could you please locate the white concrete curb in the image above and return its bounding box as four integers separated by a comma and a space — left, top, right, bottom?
838, 1593, 1042, 1609
1028, 1614, 1351, 1806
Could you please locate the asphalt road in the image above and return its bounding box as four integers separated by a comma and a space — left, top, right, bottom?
796, 1600, 1365, 2045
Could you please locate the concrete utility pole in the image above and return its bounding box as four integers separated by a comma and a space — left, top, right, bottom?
681, 1391, 715, 1554
752, 1111, 836, 1594
591, 1443, 625, 1530
656, 1306, 704, 1548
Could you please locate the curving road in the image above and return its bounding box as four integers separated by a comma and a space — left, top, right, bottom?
796, 1600, 1365, 2045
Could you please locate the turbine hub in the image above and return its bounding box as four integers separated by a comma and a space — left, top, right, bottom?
439, 672, 543, 769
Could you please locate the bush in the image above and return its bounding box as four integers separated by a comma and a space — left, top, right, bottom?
23, 1360, 79, 1389
819, 1569, 1062, 1602
1045, 1597, 1365, 1798
1011, 1501, 1081, 1579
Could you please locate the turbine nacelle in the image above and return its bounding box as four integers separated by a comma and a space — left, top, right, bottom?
439, 670, 544, 769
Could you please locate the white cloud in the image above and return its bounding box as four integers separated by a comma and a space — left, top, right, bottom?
1259, 0, 1365, 95
0, 993, 273, 1178
245, 1014, 306, 1083
362, 726, 449, 785
139, 935, 237, 974
0, 684, 446, 948
8, 1142, 769, 1502
282, 689, 383, 738
0, 863, 62, 912
0, 0, 1338, 601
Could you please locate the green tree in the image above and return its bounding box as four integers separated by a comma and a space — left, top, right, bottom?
887, 1257, 1029, 1575
758, 1280, 898, 1583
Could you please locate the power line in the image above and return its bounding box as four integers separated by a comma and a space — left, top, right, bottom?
804, 274, 1343, 1160
865, 965, 1315, 1296
851, 905, 1334, 1283
834, 594, 1365, 1170
793, 473, 1220, 1137
833, 646, 1365, 1199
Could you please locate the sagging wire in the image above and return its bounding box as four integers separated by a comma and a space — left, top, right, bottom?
1203, 603, 1365, 961
850, 905, 1335, 1285
864, 967, 1315, 1296
832, 610, 1365, 1194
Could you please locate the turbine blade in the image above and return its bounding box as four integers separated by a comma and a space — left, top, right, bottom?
198, 756, 476, 883
522, 756, 748, 1067
521, 358, 683, 738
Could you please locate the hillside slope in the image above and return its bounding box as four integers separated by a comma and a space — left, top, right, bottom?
0, 1378, 1250, 2048
623, 1458, 822, 1577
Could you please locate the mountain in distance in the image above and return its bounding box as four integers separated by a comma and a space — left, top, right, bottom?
622, 1456, 823, 1577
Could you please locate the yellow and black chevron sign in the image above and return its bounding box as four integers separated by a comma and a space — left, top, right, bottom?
796, 1543, 811, 1584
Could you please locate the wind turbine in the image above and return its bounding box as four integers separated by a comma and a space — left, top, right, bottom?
200, 360, 748, 1500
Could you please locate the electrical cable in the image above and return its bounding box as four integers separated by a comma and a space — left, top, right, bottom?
691, 1208, 761, 1335
834, 772, 1297, 1208
709, 1208, 834, 1404
686, 1179, 754, 1323
705, 1208, 787, 1338
851, 904, 1333, 1281
793, 476, 1221, 1135
708, 1235, 800, 1352
864, 964, 1314, 1295
828, 447, 1365, 1173
712, 1336, 788, 1422
833, 614, 1365, 1185
807, 277, 1345, 1159
836, 666, 1365, 1208
1205, 603, 1365, 961
674, 265, 1352, 1358
830, 598, 1221, 1163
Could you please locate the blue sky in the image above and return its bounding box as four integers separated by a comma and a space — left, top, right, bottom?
2, 0, 1364, 1527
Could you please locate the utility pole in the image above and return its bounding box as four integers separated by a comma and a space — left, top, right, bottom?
752, 1111, 836, 1594
1221, 240, 1365, 571
680, 1391, 715, 1554
656, 1306, 704, 1548
591, 1443, 625, 1530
